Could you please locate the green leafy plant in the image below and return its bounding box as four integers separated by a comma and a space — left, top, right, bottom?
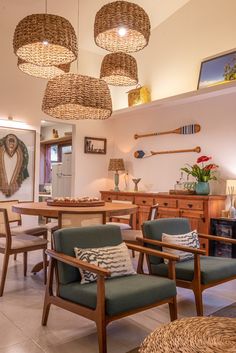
181, 156, 218, 182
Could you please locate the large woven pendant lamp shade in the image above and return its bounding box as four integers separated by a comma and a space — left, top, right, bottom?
42, 74, 112, 120
17, 58, 70, 79
100, 52, 138, 86
94, 1, 151, 53
13, 14, 78, 66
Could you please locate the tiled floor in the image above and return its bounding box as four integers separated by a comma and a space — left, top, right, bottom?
0, 250, 236, 353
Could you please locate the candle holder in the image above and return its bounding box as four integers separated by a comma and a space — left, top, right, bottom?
132, 178, 141, 192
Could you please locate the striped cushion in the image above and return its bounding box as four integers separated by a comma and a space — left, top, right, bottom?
162, 230, 200, 264
74, 242, 136, 284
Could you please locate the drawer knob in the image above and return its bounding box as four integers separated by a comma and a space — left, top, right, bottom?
188, 203, 193, 208
142, 200, 146, 204
108, 197, 111, 201
164, 202, 168, 206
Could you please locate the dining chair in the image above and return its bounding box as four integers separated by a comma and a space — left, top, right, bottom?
140, 217, 236, 316
58, 210, 107, 229
42, 224, 178, 353
106, 200, 134, 230
0, 208, 48, 296
122, 204, 159, 257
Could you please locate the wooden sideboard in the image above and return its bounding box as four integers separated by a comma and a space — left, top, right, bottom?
100, 191, 226, 254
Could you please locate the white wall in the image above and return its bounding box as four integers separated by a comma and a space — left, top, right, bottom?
111, 92, 236, 195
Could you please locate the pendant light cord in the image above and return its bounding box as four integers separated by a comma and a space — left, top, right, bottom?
45, 0, 48, 14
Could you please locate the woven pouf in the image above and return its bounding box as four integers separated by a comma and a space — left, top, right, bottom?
139, 317, 236, 353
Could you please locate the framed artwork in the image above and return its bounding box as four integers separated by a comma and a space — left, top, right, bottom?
198, 49, 236, 89
0, 126, 36, 201
84, 137, 107, 155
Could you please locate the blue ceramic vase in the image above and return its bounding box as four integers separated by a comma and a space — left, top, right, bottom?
195, 182, 210, 195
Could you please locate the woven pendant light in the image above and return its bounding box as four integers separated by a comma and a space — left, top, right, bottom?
94, 1, 151, 53
17, 58, 70, 79
42, 73, 112, 120
100, 52, 138, 86
13, 14, 78, 66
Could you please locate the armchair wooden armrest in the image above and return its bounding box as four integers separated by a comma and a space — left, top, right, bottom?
125, 242, 179, 261
198, 233, 236, 245
46, 249, 111, 277
136, 237, 206, 255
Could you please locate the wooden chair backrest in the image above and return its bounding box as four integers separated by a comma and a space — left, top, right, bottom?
111, 200, 133, 221
148, 204, 159, 221
0, 208, 12, 249
0, 200, 21, 224
58, 211, 107, 229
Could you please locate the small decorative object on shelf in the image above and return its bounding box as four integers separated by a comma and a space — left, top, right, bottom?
226, 179, 236, 218
52, 129, 59, 138
132, 178, 141, 191
127, 85, 151, 107
181, 155, 218, 195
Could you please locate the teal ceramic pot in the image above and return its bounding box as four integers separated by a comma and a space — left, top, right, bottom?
195, 182, 210, 195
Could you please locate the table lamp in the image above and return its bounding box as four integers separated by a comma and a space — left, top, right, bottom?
226, 179, 236, 218
108, 158, 125, 191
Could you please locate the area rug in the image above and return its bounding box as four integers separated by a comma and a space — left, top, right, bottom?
210, 302, 236, 318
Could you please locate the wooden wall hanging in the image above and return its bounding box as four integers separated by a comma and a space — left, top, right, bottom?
134, 124, 201, 140
134, 146, 201, 159
0, 134, 29, 197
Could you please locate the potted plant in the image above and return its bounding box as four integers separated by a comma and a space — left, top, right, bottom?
181, 156, 218, 195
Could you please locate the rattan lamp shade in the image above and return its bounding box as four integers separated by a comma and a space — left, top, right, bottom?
13, 14, 78, 66
17, 58, 70, 79
42, 73, 112, 120
100, 52, 138, 86
108, 158, 125, 171
94, 1, 151, 53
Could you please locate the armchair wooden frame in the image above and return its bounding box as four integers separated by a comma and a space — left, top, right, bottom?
0, 208, 48, 296
137, 234, 236, 316
42, 242, 179, 353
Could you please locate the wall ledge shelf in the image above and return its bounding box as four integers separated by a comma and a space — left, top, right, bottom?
40, 135, 72, 145
112, 81, 236, 118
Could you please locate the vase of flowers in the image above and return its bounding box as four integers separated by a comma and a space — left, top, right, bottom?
181, 156, 218, 195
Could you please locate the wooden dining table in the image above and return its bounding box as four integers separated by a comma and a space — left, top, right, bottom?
12, 201, 138, 275
12, 201, 138, 218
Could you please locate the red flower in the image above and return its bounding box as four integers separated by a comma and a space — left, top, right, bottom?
203, 164, 218, 171
197, 156, 212, 163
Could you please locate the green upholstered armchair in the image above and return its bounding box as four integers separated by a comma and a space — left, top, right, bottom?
42, 224, 178, 353
141, 218, 236, 316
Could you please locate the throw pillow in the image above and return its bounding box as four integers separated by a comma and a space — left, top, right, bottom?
74, 242, 136, 284
162, 230, 200, 264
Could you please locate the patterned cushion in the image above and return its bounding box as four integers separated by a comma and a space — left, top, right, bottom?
74, 242, 136, 284
162, 230, 200, 264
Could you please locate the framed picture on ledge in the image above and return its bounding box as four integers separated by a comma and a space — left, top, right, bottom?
84, 136, 107, 155
198, 49, 236, 89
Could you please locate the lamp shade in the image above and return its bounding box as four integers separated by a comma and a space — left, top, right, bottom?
13, 14, 78, 66
17, 58, 70, 79
42, 73, 113, 120
226, 180, 236, 194
94, 1, 151, 53
108, 158, 125, 171
100, 52, 138, 86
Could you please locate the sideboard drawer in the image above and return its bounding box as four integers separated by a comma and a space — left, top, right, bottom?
135, 196, 154, 206
102, 194, 117, 202
158, 208, 180, 218
156, 198, 177, 208
117, 195, 134, 202
180, 210, 204, 220
179, 199, 204, 210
